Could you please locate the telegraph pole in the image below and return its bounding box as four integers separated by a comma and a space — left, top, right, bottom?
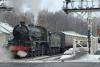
63, 0, 100, 54
87, 11, 92, 54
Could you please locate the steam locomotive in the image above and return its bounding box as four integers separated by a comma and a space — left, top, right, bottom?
7, 24, 50, 58
7, 24, 87, 58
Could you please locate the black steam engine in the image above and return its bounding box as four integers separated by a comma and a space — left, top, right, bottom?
7, 24, 64, 58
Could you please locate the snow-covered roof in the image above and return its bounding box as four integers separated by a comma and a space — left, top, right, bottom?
62, 31, 87, 37
0, 22, 13, 34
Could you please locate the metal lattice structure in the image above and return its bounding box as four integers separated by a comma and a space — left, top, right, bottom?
63, 0, 100, 54
63, 0, 100, 13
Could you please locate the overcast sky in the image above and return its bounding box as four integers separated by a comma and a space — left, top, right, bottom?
41, 0, 64, 12
6, 0, 64, 12
5, 0, 100, 18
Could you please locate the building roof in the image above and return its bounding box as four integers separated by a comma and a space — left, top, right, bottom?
0, 22, 13, 34
63, 31, 87, 37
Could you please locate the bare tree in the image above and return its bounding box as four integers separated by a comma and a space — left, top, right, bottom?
37, 10, 88, 35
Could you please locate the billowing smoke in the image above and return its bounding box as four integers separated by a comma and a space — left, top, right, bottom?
7, 0, 43, 24
0, 44, 12, 61
0, 48, 12, 61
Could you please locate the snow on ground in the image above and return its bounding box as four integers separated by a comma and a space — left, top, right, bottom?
60, 47, 100, 62
1, 43, 100, 62
60, 54, 100, 62
60, 52, 100, 62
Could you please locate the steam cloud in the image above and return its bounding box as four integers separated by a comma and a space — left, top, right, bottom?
0, 44, 12, 61
7, 0, 43, 24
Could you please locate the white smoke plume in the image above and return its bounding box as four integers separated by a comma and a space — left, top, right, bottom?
0, 44, 12, 61
7, 0, 43, 24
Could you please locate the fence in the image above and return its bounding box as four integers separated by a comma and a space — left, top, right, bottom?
73, 37, 99, 55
